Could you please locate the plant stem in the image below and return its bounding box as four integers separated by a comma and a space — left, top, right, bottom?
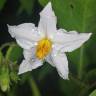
29, 77, 41, 96
78, 46, 84, 79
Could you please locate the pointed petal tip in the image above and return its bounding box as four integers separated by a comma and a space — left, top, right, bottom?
7, 24, 9, 27
62, 76, 69, 80
18, 69, 24, 75
40, 2, 53, 17
62, 77, 69, 80
18, 72, 21, 75
59, 73, 69, 80
47, 2, 52, 6
44, 2, 52, 9
86, 33, 92, 40
7, 24, 14, 29
88, 33, 92, 37
7, 24, 11, 29
7, 24, 13, 28
18, 71, 26, 75
7, 24, 16, 38
18, 67, 30, 75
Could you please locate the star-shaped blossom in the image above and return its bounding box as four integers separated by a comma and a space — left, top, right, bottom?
7, 2, 92, 79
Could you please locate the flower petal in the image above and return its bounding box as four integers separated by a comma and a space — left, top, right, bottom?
18, 47, 43, 74
18, 59, 43, 74
16, 38, 36, 49
23, 48, 35, 60
52, 29, 92, 52
45, 54, 55, 67
8, 23, 42, 49
51, 50, 69, 79
38, 2, 57, 37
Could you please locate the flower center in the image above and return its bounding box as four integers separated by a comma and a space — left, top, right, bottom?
36, 38, 52, 59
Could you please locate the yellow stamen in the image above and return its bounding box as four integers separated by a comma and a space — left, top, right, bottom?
36, 38, 52, 59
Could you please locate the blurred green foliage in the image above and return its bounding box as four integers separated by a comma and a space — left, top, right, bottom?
89, 89, 96, 96
0, 43, 21, 92
0, 50, 3, 65
5, 44, 22, 62
18, 0, 35, 15
0, 0, 6, 10
0, 0, 96, 96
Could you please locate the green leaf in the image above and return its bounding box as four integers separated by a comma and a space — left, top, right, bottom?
5, 44, 22, 62
39, 0, 95, 79
38, 62, 54, 81
19, 0, 34, 15
59, 78, 82, 96
67, 46, 89, 76
0, 0, 6, 10
84, 69, 96, 82
59, 73, 89, 96
89, 89, 96, 96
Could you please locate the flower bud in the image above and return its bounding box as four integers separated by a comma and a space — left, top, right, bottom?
0, 65, 10, 92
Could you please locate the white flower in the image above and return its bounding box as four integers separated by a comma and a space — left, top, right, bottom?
7, 2, 92, 79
